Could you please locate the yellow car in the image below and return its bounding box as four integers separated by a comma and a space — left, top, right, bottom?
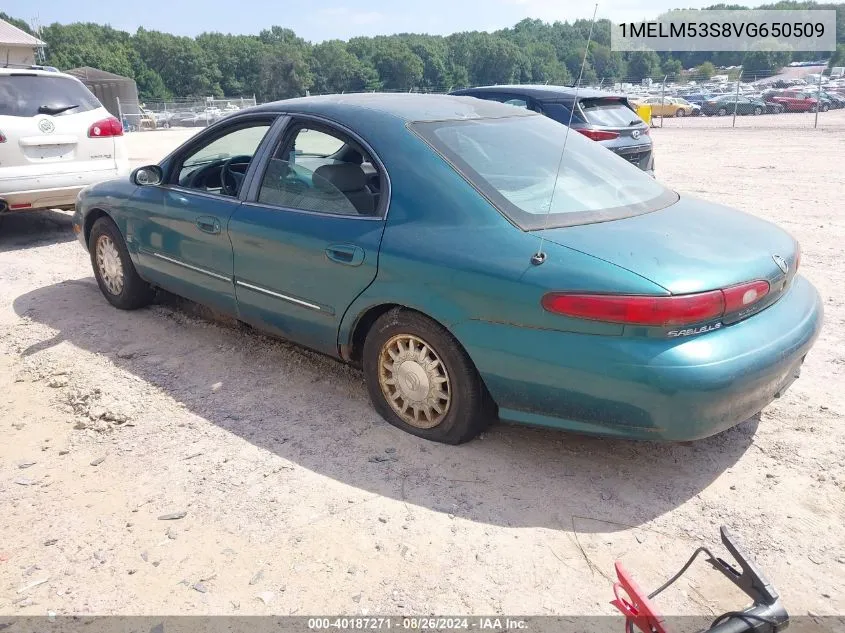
641, 96, 698, 117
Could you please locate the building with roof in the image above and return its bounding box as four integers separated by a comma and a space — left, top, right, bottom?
0, 17, 45, 66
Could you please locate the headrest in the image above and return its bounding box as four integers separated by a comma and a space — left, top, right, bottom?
313, 163, 366, 193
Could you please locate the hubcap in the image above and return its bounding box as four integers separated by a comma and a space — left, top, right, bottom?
95, 235, 124, 295
378, 334, 451, 429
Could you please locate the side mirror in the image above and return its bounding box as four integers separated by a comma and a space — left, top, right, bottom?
131, 165, 163, 186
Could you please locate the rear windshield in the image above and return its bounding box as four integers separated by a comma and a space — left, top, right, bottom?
0, 74, 101, 118
411, 114, 677, 230
578, 98, 638, 127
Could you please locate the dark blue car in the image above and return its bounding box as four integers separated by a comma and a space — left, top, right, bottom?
450, 85, 654, 175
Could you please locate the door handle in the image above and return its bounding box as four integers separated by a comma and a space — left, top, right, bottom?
325, 244, 365, 267
196, 215, 221, 235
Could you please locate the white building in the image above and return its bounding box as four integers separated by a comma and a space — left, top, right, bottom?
0, 18, 45, 66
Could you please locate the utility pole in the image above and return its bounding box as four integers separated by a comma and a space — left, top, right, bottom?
815, 71, 823, 129
660, 75, 667, 128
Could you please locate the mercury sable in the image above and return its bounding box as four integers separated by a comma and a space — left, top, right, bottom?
73, 94, 822, 444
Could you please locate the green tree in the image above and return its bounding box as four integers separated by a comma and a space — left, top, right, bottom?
310, 40, 380, 93
661, 57, 683, 79
696, 61, 717, 80
741, 50, 791, 80
133, 28, 221, 96
256, 41, 312, 100
590, 45, 626, 82
626, 50, 661, 82
348, 36, 424, 90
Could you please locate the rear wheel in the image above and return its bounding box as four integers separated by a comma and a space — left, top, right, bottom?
362, 308, 493, 444
754, 106, 763, 115
89, 217, 154, 310
717, 107, 728, 116
675, 108, 685, 117
821, 103, 830, 112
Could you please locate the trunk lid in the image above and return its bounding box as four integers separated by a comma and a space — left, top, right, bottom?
540, 196, 799, 298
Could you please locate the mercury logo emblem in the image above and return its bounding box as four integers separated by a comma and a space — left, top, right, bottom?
631, 130, 640, 139
772, 254, 788, 275
38, 119, 55, 134
403, 373, 420, 391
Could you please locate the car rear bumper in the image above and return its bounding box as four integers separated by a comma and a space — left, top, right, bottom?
0, 164, 129, 211
453, 275, 823, 441
610, 144, 654, 173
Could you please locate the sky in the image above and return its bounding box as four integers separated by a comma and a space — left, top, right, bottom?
3, 0, 769, 41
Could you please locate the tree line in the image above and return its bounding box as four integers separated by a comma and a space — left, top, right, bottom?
2, 2, 843, 101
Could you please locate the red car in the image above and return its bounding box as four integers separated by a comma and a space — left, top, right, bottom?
769, 90, 824, 113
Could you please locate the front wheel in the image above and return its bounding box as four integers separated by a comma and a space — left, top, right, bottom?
89, 216, 155, 310
675, 108, 685, 117
717, 107, 728, 116
362, 308, 494, 444
754, 106, 763, 115
821, 103, 829, 112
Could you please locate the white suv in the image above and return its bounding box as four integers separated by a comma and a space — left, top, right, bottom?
0, 66, 129, 213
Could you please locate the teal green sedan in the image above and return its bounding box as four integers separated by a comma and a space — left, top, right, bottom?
73, 94, 823, 444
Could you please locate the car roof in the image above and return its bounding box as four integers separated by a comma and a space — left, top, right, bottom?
0, 66, 72, 78
450, 84, 627, 101
251, 92, 538, 123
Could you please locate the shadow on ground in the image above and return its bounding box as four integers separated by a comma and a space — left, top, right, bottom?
0, 210, 76, 253
13, 277, 758, 532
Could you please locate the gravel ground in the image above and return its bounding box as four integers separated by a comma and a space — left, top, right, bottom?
1, 115, 843, 619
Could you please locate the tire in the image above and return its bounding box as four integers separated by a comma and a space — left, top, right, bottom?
754, 106, 763, 115
362, 308, 494, 444
675, 108, 685, 118
821, 103, 829, 112
717, 107, 728, 116
89, 216, 155, 310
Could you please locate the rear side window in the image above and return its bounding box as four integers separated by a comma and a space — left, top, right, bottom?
579, 98, 638, 127
0, 75, 102, 118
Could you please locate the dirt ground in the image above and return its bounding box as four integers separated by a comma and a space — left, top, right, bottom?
1, 113, 843, 619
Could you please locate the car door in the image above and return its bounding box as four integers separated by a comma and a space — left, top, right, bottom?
131, 115, 278, 314
228, 117, 388, 356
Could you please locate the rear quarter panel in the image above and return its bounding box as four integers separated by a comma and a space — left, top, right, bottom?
337, 112, 670, 351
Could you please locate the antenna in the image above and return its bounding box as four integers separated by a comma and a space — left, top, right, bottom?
531, 3, 599, 266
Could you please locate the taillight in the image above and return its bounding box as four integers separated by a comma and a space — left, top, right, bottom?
541, 291, 724, 326
576, 129, 620, 141
542, 280, 772, 327
722, 280, 770, 313
88, 117, 123, 138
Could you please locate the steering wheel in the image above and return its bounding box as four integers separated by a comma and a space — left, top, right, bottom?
220, 154, 252, 196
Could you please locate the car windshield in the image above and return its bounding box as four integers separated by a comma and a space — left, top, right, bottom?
411, 114, 677, 230
0, 74, 101, 117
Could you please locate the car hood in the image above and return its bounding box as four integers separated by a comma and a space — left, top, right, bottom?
538, 196, 798, 294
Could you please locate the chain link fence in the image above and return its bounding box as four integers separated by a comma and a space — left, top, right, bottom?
116, 97, 257, 132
